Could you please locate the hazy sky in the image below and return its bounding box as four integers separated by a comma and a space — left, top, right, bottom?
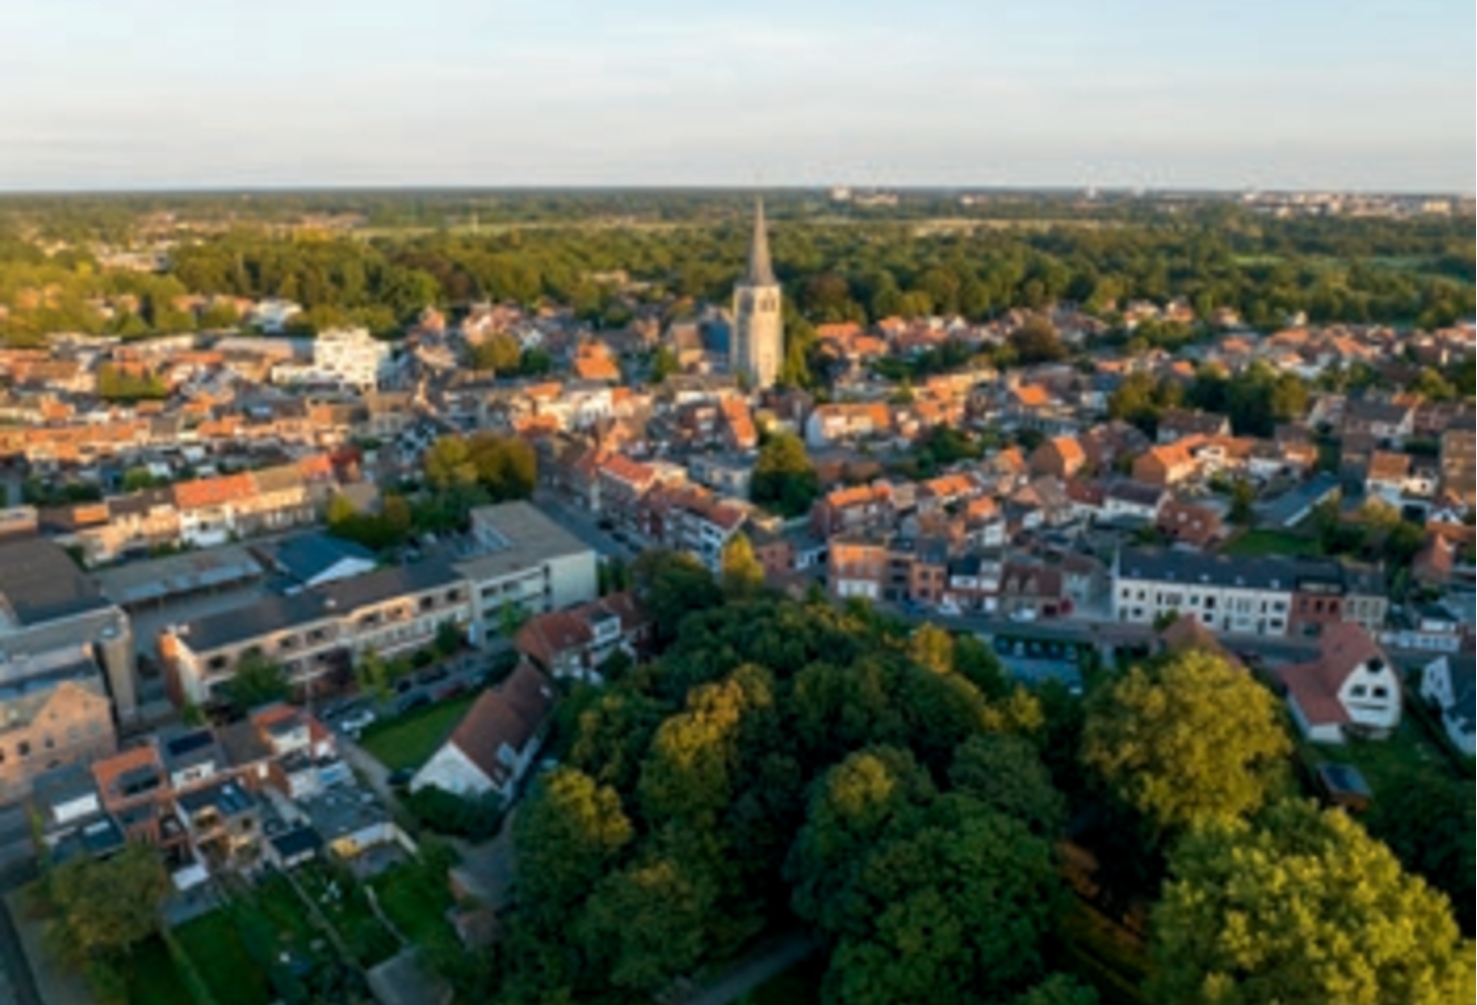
1, 0, 1472, 192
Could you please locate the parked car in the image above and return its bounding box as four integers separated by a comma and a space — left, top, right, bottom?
386, 768, 415, 789
1009, 609, 1038, 623
340, 709, 377, 734
396, 693, 431, 715
416, 665, 450, 686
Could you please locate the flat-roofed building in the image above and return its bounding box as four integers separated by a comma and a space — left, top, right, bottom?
454, 501, 598, 645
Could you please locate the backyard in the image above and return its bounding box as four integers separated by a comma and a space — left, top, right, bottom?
123, 936, 193, 1005
1220, 529, 1323, 558
358, 692, 479, 771
369, 851, 459, 945
171, 908, 275, 1005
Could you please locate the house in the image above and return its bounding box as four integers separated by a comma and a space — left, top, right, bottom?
1279, 622, 1401, 743
827, 537, 887, 601
1419, 653, 1475, 756
1029, 436, 1087, 479
1341, 398, 1414, 446
1156, 499, 1223, 548
1364, 451, 1411, 505
514, 593, 649, 682
1132, 443, 1198, 488
410, 663, 554, 801
1102, 481, 1168, 522
595, 453, 659, 523
1156, 408, 1230, 444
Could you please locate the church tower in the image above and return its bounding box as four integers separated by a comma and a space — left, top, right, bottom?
732, 198, 783, 390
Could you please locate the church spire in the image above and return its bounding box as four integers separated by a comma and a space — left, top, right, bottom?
746, 197, 776, 286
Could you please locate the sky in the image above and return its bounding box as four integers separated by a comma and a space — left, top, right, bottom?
0, 0, 1472, 193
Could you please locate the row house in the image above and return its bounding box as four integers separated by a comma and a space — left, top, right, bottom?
514, 592, 651, 682
804, 402, 894, 449
597, 453, 662, 524
811, 482, 896, 539
641, 484, 746, 571
1340, 398, 1415, 447
1132, 441, 1199, 488
1156, 408, 1231, 445
1113, 547, 1387, 639
827, 536, 887, 601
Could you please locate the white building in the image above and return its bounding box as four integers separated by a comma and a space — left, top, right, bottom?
1280, 622, 1402, 743
1113, 547, 1294, 637
312, 327, 397, 391
410, 663, 552, 801
1419, 653, 1476, 755
453, 502, 599, 646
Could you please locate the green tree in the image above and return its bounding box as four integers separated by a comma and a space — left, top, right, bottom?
514, 767, 634, 924
949, 733, 1066, 837
44, 842, 171, 965
1366, 771, 1475, 934
631, 549, 724, 642
354, 647, 393, 700
1009, 975, 1101, 1005
1229, 477, 1256, 526
650, 345, 679, 383
1009, 316, 1067, 365
469, 332, 521, 372
225, 652, 290, 712
1148, 799, 1475, 1005
908, 623, 955, 675
424, 435, 477, 489
719, 533, 765, 596
749, 431, 821, 518
1083, 650, 1291, 832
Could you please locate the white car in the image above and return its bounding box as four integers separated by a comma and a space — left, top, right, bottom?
339, 709, 377, 734
1008, 609, 1038, 623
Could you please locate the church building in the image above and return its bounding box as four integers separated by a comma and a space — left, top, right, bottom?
731, 198, 784, 390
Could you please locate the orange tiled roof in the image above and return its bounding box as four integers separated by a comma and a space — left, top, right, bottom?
172, 472, 257, 510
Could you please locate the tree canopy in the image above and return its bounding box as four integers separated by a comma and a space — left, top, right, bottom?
1148, 799, 1476, 1005
1082, 649, 1291, 832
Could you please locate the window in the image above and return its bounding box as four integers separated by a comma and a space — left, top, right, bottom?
1351, 685, 1367, 697
16, 742, 29, 759
1372, 686, 1388, 699
1204, 597, 1216, 609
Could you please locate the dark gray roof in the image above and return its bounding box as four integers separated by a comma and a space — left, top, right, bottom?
269, 824, 324, 859
0, 538, 110, 626
1449, 656, 1476, 734
1258, 472, 1341, 527
1105, 481, 1166, 507
268, 532, 375, 583
177, 558, 462, 652
176, 778, 256, 816
1118, 547, 1358, 593
1344, 398, 1412, 424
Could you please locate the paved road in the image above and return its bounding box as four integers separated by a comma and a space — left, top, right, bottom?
674, 932, 817, 1005
533, 490, 642, 561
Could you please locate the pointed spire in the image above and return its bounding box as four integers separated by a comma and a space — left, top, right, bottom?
746, 197, 776, 286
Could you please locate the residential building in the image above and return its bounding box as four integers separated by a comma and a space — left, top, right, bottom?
827, 537, 887, 601
514, 593, 650, 682
1156, 499, 1223, 548
312, 327, 397, 391
1132, 442, 1199, 488
1419, 653, 1475, 756
1279, 622, 1402, 743
1156, 408, 1230, 444
1029, 436, 1087, 479
410, 663, 554, 801
0, 537, 138, 724
161, 559, 472, 706
455, 502, 600, 645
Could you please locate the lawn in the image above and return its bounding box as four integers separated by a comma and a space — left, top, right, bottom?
1220, 529, 1323, 558
172, 910, 275, 1005
295, 862, 400, 968
370, 857, 457, 946
1311, 713, 1456, 798
358, 693, 478, 771
124, 936, 194, 1005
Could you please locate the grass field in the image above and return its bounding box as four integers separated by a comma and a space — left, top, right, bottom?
172, 910, 274, 1005
358, 693, 478, 771
124, 937, 194, 1005
1311, 712, 1457, 798
370, 857, 457, 946
296, 862, 399, 968
1220, 529, 1323, 558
